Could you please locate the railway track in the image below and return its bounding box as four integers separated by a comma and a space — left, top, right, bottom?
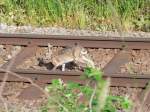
0, 33, 150, 49
0, 33, 150, 101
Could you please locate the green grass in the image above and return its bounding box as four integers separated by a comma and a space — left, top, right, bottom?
0, 0, 149, 31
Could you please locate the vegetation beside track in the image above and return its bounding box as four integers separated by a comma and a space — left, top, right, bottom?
42, 67, 132, 112
0, 0, 149, 32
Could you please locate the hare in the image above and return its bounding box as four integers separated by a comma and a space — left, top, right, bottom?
45, 44, 94, 71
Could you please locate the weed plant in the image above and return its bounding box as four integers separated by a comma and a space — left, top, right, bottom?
41, 67, 132, 112
0, 0, 149, 31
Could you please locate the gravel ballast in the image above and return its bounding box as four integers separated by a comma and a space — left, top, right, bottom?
0, 24, 150, 38
1, 45, 150, 74
0, 45, 22, 67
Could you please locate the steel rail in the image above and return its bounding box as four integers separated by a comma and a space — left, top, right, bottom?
0, 33, 150, 49
0, 69, 149, 88
1, 33, 150, 41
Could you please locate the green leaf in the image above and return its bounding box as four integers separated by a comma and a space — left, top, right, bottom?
84, 67, 103, 81
67, 82, 80, 90
121, 97, 132, 109
80, 86, 93, 96
52, 79, 63, 86
103, 105, 116, 112
65, 93, 72, 98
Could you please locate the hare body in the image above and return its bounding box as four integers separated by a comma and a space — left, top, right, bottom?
46, 44, 94, 70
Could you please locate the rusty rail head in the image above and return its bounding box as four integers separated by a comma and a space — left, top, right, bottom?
0, 33, 150, 49
0, 33, 150, 41
0, 69, 150, 88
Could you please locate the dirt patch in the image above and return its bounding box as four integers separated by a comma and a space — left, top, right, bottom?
0, 82, 45, 112
121, 50, 150, 74
110, 87, 142, 101
0, 45, 22, 67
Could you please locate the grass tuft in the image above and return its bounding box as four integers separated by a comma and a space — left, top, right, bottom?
0, 0, 149, 31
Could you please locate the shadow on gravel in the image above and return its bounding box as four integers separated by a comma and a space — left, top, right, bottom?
38, 58, 78, 71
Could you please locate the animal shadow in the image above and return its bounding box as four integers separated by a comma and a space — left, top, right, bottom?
37, 58, 77, 71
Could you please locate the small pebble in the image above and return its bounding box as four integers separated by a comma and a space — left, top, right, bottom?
7, 54, 12, 59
